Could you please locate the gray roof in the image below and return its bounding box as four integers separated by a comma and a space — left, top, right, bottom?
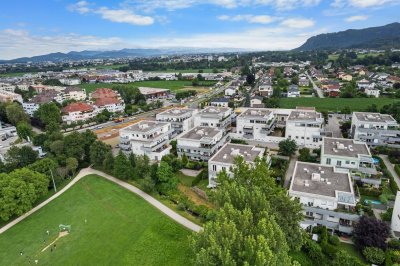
210, 143, 264, 164
323, 137, 370, 158
354, 112, 397, 123
121, 120, 169, 133
210, 98, 229, 103
200, 106, 230, 115
179, 126, 222, 140
288, 85, 299, 92
288, 110, 320, 121
291, 162, 351, 198
239, 108, 272, 118
157, 108, 194, 117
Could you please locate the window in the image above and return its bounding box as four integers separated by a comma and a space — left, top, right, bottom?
301, 137, 304, 139
351, 162, 356, 165
212, 165, 216, 171
337, 160, 342, 166
326, 158, 331, 165
345, 161, 350, 164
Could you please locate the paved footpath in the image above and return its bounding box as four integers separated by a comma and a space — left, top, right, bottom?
0, 168, 202, 234
380, 155, 400, 188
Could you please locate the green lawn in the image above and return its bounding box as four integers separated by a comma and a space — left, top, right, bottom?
339, 243, 366, 263
0, 175, 192, 265
79, 80, 217, 93
280, 98, 398, 112
145, 68, 223, 73
0, 72, 30, 78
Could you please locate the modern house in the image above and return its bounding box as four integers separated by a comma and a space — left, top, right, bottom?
208, 143, 266, 187
194, 106, 233, 131
321, 137, 379, 186
351, 112, 400, 148
258, 79, 273, 97
156, 107, 197, 137
287, 85, 300, 97
236, 108, 276, 141
285, 109, 325, 148
250, 96, 264, 108
119, 120, 173, 161
289, 161, 360, 234
176, 126, 228, 161
209, 98, 230, 108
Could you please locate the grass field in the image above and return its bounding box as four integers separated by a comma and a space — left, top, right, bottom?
0, 72, 30, 78
145, 69, 222, 73
0, 175, 192, 265
79, 80, 217, 93
280, 97, 398, 112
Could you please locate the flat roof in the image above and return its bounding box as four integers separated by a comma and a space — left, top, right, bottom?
199, 106, 230, 115
354, 112, 397, 123
288, 110, 320, 121
179, 126, 221, 140
157, 108, 194, 117
239, 108, 273, 118
138, 87, 170, 95
121, 120, 169, 133
210, 143, 263, 164
291, 162, 352, 198
323, 137, 370, 158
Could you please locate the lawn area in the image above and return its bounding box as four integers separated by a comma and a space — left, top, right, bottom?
339, 242, 366, 264
280, 97, 399, 112
0, 72, 29, 78
0, 175, 192, 265
145, 68, 223, 73
79, 80, 217, 93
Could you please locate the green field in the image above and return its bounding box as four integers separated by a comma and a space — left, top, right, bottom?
280, 97, 398, 112
80, 80, 216, 93
145, 69, 223, 74
0, 72, 30, 78
0, 175, 192, 265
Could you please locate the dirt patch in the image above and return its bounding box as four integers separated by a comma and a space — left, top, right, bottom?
177, 184, 212, 208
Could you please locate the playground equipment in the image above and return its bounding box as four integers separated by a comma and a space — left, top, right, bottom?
59, 224, 71, 233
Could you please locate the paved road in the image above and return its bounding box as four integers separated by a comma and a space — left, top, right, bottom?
306, 71, 324, 98
0, 168, 202, 234
380, 155, 400, 188
325, 115, 342, 138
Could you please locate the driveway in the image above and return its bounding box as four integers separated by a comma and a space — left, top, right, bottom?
325, 115, 342, 138
284, 156, 297, 189
380, 155, 400, 188
0, 168, 202, 234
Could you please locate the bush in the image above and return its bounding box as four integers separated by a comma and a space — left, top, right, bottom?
362, 247, 385, 265
302, 238, 324, 262
381, 208, 393, 222
329, 235, 341, 246
388, 239, 400, 250
358, 187, 382, 197
395, 165, 400, 178
192, 168, 208, 187
321, 242, 339, 259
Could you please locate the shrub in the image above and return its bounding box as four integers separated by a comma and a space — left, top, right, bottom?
321, 242, 339, 259
381, 208, 393, 222
395, 165, 400, 177
329, 235, 341, 246
303, 238, 324, 262
362, 247, 385, 265
388, 239, 400, 250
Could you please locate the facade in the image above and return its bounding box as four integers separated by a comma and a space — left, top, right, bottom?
287, 85, 300, 97
391, 192, 400, 238
365, 88, 380, 98
62, 87, 86, 101
289, 162, 359, 234
351, 112, 400, 147
321, 137, 379, 186
0, 91, 23, 104
285, 109, 325, 148
258, 80, 273, 97
176, 126, 227, 161
61, 102, 97, 124
138, 87, 170, 99
299, 76, 310, 86
209, 98, 229, 108
119, 120, 172, 161
236, 108, 276, 141
194, 106, 233, 130
90, 88, 125, 113
208, 143, 266, 187
225, 87, 236, 97
250, 96, 264, 108
156, 107, 197, 137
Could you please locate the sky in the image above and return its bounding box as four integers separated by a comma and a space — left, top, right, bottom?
0, 0, 399, 59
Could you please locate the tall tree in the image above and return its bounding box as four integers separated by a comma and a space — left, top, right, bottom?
66, 157, 79, 176
9, 168, 48, 199
34, 102, 61, 126
16, 122, 33, 141
6, 102, 29, 126
5, 146, 39, 171
90, 141, 112, 166
278, 139, 298, 156
156, 161, 178, 194
113, 151, 133, 180
353, 216, 390, 250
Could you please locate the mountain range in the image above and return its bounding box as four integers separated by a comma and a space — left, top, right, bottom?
295, 22, 400, 51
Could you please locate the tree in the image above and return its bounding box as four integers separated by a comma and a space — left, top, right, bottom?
332, 250, 364, 266
103, 152, 114, 173
246, 74, 255, 85
298, 148, 315, 162
156, 161, 178, 194
362, 247, 385, 265
341, 106, 352, 120
42, 79, 63, 86
16, 122, 33, 141
66, 157, 78, 176
5, 146, 38, 171
49, 140, 64, 156
9, 168, 48, 199
291, 76, 299, 85
181, 153, 189, 166
34, 102, 61, 127
27, 158, 58, 185
0, 174, 36, 221
353, 216, 390, 250
90, 141, 112, 166
278, 139, 298, 156
113, 152, 133, 180
6, 102, 29, 126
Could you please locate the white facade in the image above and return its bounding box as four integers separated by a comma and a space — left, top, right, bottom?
59, 79, 81, 86
119, 121, 172, 161
236, 108, 276, 141
391, 192, 400, 238
0, 91, 23, 104
285, 110, 324, 148
22, 102, 40, 116
365, 88, 380, 98
156, 108, 197, 136
194, 106, 233, 130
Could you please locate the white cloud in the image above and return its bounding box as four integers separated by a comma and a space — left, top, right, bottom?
345, 15, 368, 22
281, 18, 315, 28
218, 14, 277, 24
348, 0, 400, 8
69, 1, 154, 25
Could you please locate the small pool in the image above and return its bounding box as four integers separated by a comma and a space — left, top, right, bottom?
373, 158, 380, 164
364, 199, 381, 205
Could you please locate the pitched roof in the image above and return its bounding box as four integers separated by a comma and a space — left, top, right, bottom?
94, 97, 120, 106
91, 88, 118, 99
62, 102, 93, 113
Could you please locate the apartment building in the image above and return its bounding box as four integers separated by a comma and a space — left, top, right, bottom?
176, 126, 227, 161
156, 108, 197, 137
208, 143, 266, 187
0, 91, 23, 104
62, 87, 86, 101
351, 112, 400, 148
194, 106, 233, 131
285, 109, 325, 148
119, 120, 172, 161
258, 79, 273, 97
392, 192, 400, 238
236, 108, 276, 140
90, 88, 125, 113
61, 102, 97, 124
289, 162, 359, 234
22, 90, 59, 116
321, 137, 379, 186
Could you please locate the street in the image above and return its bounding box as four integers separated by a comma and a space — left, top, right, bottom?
306, 71, 324, 98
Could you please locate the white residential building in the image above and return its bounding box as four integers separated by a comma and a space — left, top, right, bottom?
0, 91, 23, 104
365, 88, 380, 98
194, 106, 233, 130
62, 87, 86, 101
156, 108, 197, 137
287, 85, 300, 97
351, 112, 400, 147
289, 162, 359, 234
59, 78, 81, 86
250, 96, 264, 108
225, 87, 236, 97
236, 108, 276, 141
209, 98, 230, 108
285, 109, 325, 148
391, 192, 400, 238
258, 79, 273, 97
321, 137, 379, 186
176, 126, 228, 161
61, 102, 97, 124
119, 120, 173, 161
208, 143, 266, 187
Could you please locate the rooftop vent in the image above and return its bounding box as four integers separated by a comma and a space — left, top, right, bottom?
311, 173, 321, 181
304, 180, 310, 187
139, 123, 149, 129
337, 143, 345, 149
196, 129, 204, 135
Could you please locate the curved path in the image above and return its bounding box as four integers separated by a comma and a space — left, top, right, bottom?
0, 168, 202, 234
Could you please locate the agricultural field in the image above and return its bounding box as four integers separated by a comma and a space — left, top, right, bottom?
280, 97, 398, 112
0, 175, 192, 266
79, 80, 217, 93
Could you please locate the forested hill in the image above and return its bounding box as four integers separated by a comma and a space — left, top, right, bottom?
295, 22, 400, 51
